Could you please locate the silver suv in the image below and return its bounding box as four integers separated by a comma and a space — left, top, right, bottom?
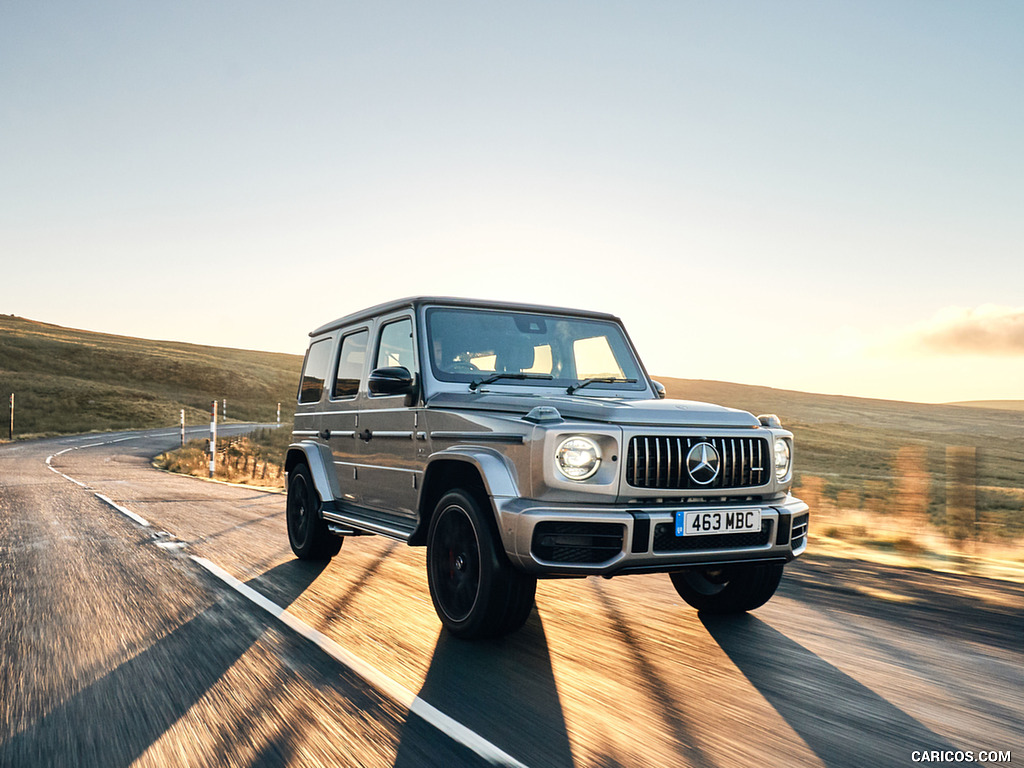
286, 297, 809, 638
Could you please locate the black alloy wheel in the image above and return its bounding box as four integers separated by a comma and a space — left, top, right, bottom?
426, 489, 536, 639
429, 501, 482, 624
287, 463, 342, 560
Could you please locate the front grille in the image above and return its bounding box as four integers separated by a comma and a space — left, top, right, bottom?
626, 435, 769, 490
532, 522, 624, 564
653, 520, 772, 552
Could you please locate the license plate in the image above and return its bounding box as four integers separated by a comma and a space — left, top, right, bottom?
676, 509, 761, 537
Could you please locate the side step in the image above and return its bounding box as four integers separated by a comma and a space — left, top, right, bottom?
321, 500, 417, 542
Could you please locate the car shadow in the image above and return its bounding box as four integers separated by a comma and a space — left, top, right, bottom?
701, 613, 961, 768
392, 611, 576, 768
0, 558, 327, 768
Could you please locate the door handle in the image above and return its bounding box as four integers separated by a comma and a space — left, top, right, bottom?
358, 428, 373, 441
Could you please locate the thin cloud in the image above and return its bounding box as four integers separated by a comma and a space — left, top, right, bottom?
909, 305, 1024, 356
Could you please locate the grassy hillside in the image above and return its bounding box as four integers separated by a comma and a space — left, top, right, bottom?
0, 315, 302, 436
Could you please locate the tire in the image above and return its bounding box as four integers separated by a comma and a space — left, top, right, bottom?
287, 463, 343, 560
669, 562, 784, 614
426, 489, 537, 639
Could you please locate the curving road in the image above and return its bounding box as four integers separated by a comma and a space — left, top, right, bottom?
1, 428, 1021, 768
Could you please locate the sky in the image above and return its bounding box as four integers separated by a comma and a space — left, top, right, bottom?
2, 1, 1022, 404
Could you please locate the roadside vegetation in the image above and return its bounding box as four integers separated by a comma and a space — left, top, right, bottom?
154, 425, 291, 490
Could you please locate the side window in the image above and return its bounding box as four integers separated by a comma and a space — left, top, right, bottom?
332, 329, 368, 399
298, 338, 333, 404
375, 318, 416, 371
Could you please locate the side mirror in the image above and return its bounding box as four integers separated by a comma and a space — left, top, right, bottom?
368, 366, 416, 396
652, 380, 666, 399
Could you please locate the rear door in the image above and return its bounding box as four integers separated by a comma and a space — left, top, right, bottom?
324, 326, 370, 507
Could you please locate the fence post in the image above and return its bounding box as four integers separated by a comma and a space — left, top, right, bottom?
8, 393, 12, 441
180, 409, 185, 446
209, 400, 218, 478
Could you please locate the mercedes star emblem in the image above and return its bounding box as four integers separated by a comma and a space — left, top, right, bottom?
686, 442, 721, 485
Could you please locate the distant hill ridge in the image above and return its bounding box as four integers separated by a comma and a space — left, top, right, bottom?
945, 400, 1024, 412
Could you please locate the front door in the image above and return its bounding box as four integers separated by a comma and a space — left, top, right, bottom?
357, 313, 425, 518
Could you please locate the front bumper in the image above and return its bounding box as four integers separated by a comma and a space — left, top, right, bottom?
495, 494, 809, 577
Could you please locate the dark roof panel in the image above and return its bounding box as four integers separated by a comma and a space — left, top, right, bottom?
310, 296, 621, 336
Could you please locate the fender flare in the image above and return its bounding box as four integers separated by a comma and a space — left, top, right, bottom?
285, 441, 337, 505
412, 446, 522, 546
422, 446, 521, 500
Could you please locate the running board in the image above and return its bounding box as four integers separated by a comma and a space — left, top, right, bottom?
321, 501, 416, 542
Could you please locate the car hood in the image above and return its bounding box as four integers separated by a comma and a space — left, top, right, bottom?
425, 391, 760, 428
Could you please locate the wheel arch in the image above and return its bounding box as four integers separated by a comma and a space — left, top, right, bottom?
412, 448, 519, 546
285, 442, 336, 506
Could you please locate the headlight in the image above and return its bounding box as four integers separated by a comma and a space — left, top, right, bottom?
555, 436, 601, 480
774, 438, 791, 480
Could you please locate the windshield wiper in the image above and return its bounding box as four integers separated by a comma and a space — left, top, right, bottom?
469, 373, 554, 391
566, 377, 638, 395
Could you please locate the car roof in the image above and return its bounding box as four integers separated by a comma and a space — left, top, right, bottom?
309, 296, 623, 336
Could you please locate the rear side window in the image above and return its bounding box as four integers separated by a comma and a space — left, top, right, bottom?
298, 338, 333, 404
333, 330, 368, 398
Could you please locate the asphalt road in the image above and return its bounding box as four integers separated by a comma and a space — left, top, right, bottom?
1, 428, 1021, 768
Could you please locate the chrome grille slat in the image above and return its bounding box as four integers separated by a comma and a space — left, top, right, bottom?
729, 439, 737, 488
644, 437, 651, 486
629, 438, 637, 486
626, 435, 770, 490
675, 437, 684, 487
655, 438, 662, 486
740, 438, 746, 486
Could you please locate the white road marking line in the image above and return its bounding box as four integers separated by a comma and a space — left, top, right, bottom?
45, 453, 90, 487
154, 540, 187, 551
191, 556, 531, 768
94, 492, 151, 528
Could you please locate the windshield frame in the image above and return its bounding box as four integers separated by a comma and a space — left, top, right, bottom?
423, 306, 651, 395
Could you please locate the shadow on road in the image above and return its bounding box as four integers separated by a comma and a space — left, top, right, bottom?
0, 558, 327, 768
702, 613, 960, 768
393, 611, 575, 768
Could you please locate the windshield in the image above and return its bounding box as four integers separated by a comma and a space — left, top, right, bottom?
425, 307, 647, 393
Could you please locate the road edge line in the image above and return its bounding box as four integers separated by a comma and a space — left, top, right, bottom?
94, 492, 152, 528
